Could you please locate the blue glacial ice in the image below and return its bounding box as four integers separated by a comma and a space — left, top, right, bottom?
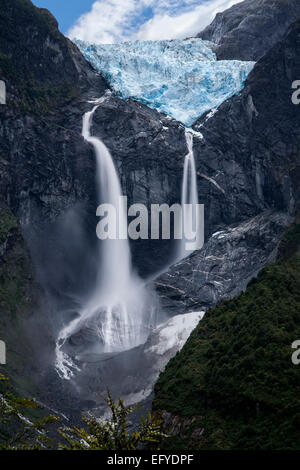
76, 38, 255, 127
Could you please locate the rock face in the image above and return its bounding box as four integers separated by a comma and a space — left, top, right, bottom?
197, 0, 300, 60
0, 0, 105, 218
0, 199, 48, 396
155, 212, 291, 315
194, 18, 300, 220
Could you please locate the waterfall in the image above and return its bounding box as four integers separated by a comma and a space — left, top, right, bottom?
55, 97, 156, 379
82, 104, 132, 304
177, 129, 200, 261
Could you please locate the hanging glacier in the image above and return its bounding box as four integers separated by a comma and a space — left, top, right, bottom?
75, 38, 255, 127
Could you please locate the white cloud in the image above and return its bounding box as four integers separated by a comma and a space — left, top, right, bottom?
68, 0, 243, 44
68, 0, 137, 44
136, 0, 243, 41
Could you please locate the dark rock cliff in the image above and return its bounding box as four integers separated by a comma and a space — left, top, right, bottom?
0, 0, 105, 222
198, 0, 300, 60
156, 211, 291, 315
0, 199, 47, 396
197, 16, 300, 224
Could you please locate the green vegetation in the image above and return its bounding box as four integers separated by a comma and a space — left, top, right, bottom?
0, 376, 162, 450
59, 390, 163, 450
9, 81, 81, 114
0, 375, 59, 449
0, 201, 39, 400
0, 201, 35, 318
0, 203, 18, 244
277, 213, 300, 261
153, 218, 300, 450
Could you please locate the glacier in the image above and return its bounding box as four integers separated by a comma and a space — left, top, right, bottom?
75, 38, 255, 127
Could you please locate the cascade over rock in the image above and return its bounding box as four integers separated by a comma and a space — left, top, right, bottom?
55, 95, 158, 379
177, 130, 202, 261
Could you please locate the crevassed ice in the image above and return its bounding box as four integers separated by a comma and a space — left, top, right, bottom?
75, 38, 255, 127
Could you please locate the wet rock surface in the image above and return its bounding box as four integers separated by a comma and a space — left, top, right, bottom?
155, 211, 291, 315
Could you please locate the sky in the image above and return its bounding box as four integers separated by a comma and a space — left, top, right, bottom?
32, 0, 242, 44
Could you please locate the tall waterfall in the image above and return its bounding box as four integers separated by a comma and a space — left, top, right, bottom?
177, 130, 200, 261
55, 98, 155, 379
82, 104, 132, 303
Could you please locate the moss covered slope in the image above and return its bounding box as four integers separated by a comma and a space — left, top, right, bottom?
153, 219, 300, 450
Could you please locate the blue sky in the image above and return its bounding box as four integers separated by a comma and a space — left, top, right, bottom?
32, 1, 95, 33
32, 0, 241, 43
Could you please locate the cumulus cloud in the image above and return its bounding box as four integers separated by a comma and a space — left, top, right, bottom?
136, 0, 243, 41
68, 0, 243, 44
67, 0, 137, 44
